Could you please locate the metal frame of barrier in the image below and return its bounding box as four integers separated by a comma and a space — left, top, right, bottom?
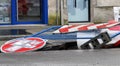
24, 26, 120, 40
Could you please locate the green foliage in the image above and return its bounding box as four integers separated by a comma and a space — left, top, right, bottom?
48, 14, 68, 25
48, 14, 60, 25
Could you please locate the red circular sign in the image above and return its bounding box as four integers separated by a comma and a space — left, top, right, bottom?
1, 37, 46, 53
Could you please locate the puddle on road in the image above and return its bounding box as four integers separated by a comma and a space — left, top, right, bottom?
0, 29, 31, 41
0, 29, 31, 35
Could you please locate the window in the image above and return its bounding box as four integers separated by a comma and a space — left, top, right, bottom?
0, 0, 11, 24
17, 0, 41, 22
67, 0, 90, 23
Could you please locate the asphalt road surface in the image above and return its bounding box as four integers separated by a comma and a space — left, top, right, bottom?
0, 49, 120, 66
0, 26, 120, 66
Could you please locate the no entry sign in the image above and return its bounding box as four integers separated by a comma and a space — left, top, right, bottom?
1, 37, 46, 53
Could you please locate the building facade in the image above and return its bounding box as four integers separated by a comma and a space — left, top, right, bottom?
0, 0, 119, 25
92, 0, 120, 23
0, 0, 48, 25
48, 0, 120, 25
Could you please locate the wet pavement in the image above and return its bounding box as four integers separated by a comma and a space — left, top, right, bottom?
0, 49, 120, 66
0, 26, 120, 66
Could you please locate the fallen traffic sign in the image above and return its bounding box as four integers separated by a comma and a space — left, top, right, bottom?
1, 37, 46, 53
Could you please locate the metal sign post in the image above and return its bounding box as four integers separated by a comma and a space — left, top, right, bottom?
60, 0, 64, 25
56, 0, 59, 25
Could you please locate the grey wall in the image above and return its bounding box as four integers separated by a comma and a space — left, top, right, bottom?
48, 0, 120, 24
